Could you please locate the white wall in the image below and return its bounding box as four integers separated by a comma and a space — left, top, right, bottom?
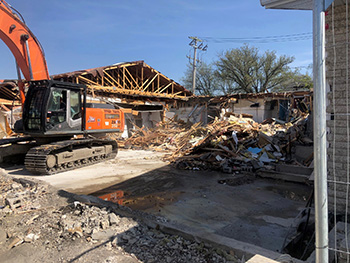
231, 98, 266, 123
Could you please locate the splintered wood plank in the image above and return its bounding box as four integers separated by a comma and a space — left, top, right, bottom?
246, 255, 279, 263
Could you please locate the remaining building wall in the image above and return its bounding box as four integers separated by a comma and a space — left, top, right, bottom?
141, 112, 162, 129
170, 103, 208, 124
229, 98, 287, 123
326, 4, 350, 214
231, 98, 266, 123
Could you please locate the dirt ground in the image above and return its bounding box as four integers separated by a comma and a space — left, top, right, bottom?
1, 149, 312, 262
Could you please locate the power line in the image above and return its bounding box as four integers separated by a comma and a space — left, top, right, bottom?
203, 32, 312, 40
199, 32, 312, 43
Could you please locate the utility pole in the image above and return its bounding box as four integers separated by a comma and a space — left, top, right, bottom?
188, 36, 207, 95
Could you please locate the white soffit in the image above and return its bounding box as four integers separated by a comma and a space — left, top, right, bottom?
260, 0, 345, 10
260, 0, 313, 10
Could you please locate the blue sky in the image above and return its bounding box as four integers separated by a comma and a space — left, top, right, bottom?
0, 0, 312, 84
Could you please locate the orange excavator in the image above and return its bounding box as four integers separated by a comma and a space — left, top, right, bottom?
0, 0, 125, 174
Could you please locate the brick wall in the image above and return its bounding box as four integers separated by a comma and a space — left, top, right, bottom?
326, 4, 350, 213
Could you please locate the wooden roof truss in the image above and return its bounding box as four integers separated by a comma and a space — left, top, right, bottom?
53, 61, 190, 102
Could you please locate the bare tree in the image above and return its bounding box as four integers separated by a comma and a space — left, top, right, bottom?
181, 61, 218, 96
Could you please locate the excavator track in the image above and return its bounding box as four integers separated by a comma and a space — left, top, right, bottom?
24, 138, 118, 175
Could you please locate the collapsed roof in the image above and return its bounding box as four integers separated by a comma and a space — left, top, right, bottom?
52, 61, 192, 103
0, 80, 20, 102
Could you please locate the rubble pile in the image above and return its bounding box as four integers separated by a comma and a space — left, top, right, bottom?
119, 112, 313, 174
0, 177, 48, 213
59, 203, 237, 263
0, 172, 239, 262
120, 119, 204, 152
169, 113, 313, 173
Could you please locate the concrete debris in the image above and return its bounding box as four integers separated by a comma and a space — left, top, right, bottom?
24, 233, 39, 243
0, 176, 47, 214
59, 203, 238, 262
109, 212, 120, 225
0, 173, 240, 262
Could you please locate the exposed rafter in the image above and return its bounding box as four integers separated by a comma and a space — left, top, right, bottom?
52, 61, 191, 101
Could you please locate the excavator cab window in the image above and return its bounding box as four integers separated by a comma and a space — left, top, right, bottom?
70, 90, 81, 120
25, 88, 46, 130
47, 89, 67, 127
23, 80, 85, 134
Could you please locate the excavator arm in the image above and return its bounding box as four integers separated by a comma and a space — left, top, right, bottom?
0, 0, 50, 104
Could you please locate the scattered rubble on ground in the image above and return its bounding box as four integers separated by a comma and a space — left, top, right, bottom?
118, 111, 313, 177
0, 170, 240, 262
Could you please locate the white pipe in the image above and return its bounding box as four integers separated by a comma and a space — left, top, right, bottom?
313, 0, 329, 262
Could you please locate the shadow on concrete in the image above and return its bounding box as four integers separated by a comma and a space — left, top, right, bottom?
88, 163, 314, 260
2, 165, 33, 176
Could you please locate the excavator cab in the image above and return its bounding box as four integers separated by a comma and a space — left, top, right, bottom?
23, 80, 86, 136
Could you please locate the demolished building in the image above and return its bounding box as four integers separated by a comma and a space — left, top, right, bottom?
170, 90, 312, 125
0, 58, 319, 260
51, 61, 192, 137
0, 80, 21, 137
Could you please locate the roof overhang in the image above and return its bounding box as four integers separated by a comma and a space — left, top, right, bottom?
260, 0, 345, 10
260, 0, 313, 10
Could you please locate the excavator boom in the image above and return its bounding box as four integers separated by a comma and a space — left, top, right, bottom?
0, 0, 50, 104
0, 1, 125, 175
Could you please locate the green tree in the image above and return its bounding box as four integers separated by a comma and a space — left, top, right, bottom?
181, 46, 312, 95
271, 66, 313, 92
215, 45, 295, 93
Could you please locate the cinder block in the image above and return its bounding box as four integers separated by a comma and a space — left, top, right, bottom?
327, 133, 350, 142
327, 104, 350, 114
327, 169, 350, 178
327, 120, 350, 128
328, 183, 350, 192
327, 90, 349, 100
329, 189, 350, 199
328, 196, 348, 211
5, 197, 22, 210
326, 33, 349, 44
328, 127, 350, 135
327, 160, 344, 170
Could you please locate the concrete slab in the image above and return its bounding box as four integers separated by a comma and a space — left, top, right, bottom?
3, 149, 167, 194
2, 149, 312, 261
91, 165, 312, 255
73, 191, 305, 263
